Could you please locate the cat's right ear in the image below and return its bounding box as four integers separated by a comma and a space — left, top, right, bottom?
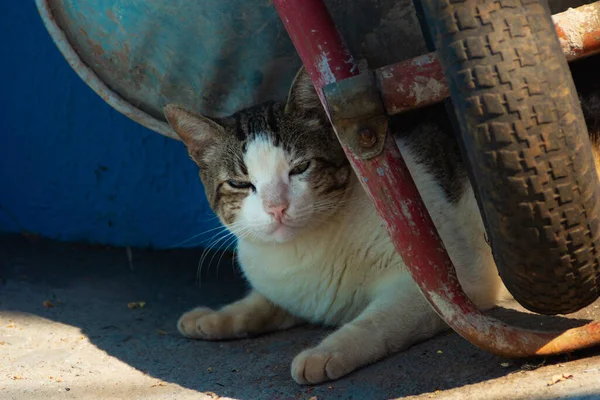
284, 67, 321, 114
164, 104, 223, 168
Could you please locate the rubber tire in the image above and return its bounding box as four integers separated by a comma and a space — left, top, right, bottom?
417, 0, 600, 314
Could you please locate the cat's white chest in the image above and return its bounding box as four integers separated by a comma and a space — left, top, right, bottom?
237, 240, 371, 325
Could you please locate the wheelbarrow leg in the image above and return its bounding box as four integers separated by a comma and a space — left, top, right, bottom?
273, 0, 600, 357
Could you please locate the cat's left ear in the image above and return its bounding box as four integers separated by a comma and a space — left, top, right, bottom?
164, 104, 223, 168
284, 67, 321, 114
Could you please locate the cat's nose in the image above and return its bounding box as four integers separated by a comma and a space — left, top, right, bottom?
265, 202, 289, 223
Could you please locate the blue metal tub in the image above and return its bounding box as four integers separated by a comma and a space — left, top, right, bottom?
35, 0, 436, 139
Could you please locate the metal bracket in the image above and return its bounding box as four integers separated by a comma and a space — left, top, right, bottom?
322, 72, 388, 160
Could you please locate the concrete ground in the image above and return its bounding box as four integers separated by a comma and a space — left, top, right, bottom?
1, 234, 600, 400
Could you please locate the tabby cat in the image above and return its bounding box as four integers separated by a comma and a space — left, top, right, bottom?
164, 55, 600, 385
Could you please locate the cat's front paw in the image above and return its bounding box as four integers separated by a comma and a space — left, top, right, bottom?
177, 307, 214, 338
291, 348, 353, 385
177, 307, 247, 340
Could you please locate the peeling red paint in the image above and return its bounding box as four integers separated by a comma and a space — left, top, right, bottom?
377, 52, 449, 114
272, 0, 356, 106
582, 29, 600, 58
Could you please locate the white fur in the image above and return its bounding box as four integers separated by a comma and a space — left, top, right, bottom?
238, 134, 316, 243
178, 135, 508, 384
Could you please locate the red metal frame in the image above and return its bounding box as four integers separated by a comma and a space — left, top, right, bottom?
273, 0, 600, 357
272, 0, 357, 104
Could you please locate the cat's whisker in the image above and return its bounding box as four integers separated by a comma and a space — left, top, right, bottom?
203, 233, 239, 280
197, 233, 227, 271
167, 224, 230, 249
227, 224, 265, 236
175, 216, 269, 251
197, 236, 225, 285
214, 234, 243, 280
210, 227, 260, 280
207, 224, 260, 271
202, 213, 222, 222
223, 231, 252, 274
197, 230, 237, 285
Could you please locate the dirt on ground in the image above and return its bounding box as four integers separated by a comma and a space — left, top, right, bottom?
1, 235, 599, 400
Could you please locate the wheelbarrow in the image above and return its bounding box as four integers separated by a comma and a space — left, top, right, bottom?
37, 0, 600, 358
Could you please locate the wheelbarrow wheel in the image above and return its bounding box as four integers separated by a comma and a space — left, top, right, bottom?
418, 0, 600, 314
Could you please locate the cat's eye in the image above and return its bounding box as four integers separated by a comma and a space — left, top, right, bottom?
290, 161, 311, 176
227, 179, 254, 190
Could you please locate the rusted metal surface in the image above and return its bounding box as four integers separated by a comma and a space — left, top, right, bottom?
553, 2, 600, 61
275, 0, 600, 358
358, 128, 378, 148
377, 52, 449, 115
377, 1, 600, 116
322, 72, 388, 160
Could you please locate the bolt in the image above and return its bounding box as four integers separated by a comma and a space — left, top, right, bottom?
358, 128, 377, 148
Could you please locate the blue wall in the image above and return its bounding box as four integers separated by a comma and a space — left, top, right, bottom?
0, 2, 221, 249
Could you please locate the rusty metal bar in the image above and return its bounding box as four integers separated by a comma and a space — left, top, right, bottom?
376, 52, 448, 115
273, 0, 600, 358
271, 0, 357, 106
554, 2, 600, 61
377, 1, 600, 115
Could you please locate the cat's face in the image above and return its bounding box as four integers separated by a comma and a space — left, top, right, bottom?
164, 69, 351, 243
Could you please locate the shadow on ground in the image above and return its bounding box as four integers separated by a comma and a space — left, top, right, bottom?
1, 234, 599, 399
